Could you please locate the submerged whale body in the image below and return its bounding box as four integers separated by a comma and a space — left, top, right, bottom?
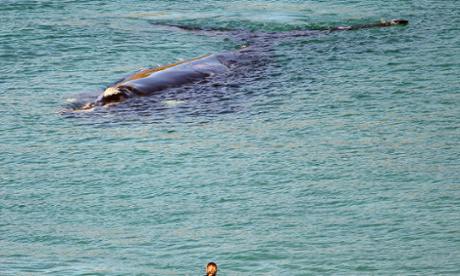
76, 19, 408, 111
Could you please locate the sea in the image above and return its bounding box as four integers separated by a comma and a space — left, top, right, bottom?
1, 0, 459, 274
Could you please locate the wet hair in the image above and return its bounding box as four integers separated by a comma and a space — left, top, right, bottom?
206, 262, 218, 276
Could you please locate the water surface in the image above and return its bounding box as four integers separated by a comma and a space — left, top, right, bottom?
1, 0, 459, 274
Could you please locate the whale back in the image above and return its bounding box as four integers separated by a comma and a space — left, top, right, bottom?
96, 53, 232, 106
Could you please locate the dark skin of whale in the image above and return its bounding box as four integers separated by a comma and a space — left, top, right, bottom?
78, 19, 408, 111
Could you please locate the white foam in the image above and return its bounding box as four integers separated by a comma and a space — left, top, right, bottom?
65, 98, 77, 103
162, 99, 186, 107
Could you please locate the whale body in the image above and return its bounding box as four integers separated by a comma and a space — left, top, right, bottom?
76, 18, 408, 111
89, 53, 238, 108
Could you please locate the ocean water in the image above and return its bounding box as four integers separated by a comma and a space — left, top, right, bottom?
1, 0, 459, 274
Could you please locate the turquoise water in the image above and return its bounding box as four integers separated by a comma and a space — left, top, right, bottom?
1, 0, 459, 274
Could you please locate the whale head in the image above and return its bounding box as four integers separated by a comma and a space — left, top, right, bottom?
96, 86, 134, 106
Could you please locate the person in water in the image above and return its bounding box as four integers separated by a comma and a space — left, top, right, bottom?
206, 262, 218, 276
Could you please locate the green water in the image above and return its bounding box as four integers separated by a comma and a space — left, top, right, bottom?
1, 0, 459, 274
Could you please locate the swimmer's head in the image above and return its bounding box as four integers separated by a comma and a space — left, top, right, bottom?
206, 262, 217, 276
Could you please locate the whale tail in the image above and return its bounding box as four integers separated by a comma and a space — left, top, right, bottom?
330, 18, 409, 32
390, 19, 409, 25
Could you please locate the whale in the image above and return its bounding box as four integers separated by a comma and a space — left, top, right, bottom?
97, 54, 235, 105
76, 19, 408, 111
